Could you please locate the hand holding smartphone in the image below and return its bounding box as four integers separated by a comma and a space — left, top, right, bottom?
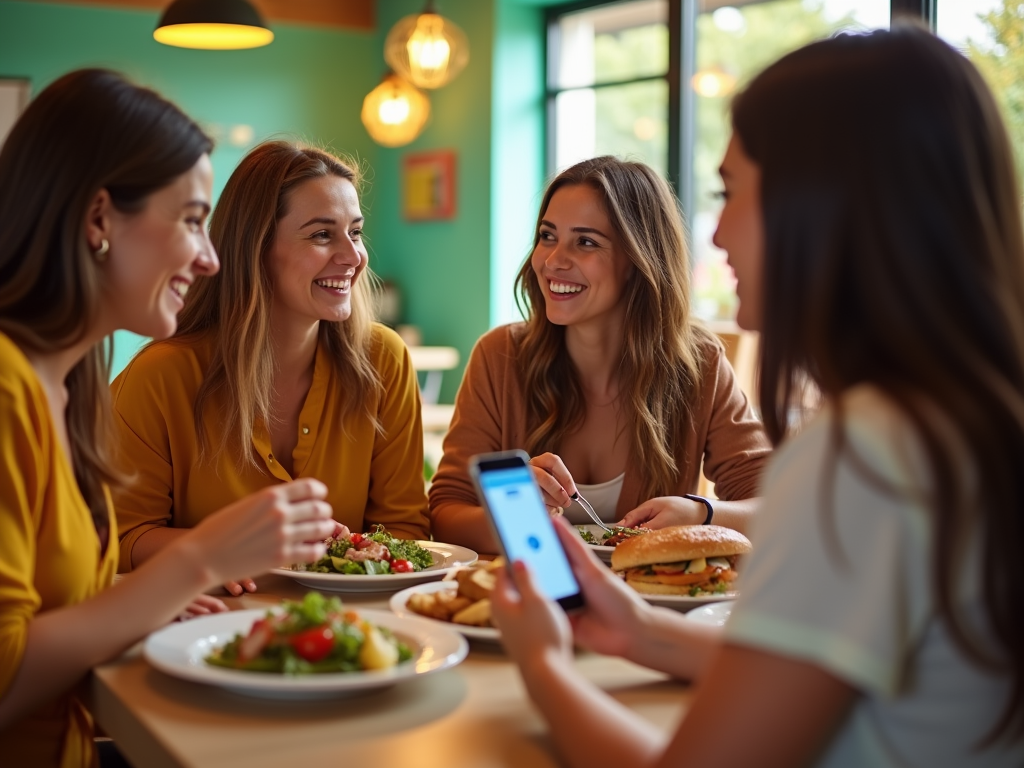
469, 450, 585, 612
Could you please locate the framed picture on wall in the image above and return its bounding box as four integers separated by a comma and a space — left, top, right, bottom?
402, 149, 457, 221
0, 78, 30, 150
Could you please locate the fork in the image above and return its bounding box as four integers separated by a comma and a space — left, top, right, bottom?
570, 490, 614, 534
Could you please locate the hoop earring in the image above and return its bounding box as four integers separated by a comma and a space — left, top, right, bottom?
93, 238, 109, 263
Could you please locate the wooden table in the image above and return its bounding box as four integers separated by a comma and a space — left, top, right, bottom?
91, 574, 691, 768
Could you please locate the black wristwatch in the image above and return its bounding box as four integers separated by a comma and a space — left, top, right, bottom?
682, 493, 714, 525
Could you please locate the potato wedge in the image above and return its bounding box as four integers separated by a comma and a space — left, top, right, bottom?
452, 598, 492, 627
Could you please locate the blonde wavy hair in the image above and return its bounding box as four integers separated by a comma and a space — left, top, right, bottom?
175, 141, 381, 465
514, 156, 714, 501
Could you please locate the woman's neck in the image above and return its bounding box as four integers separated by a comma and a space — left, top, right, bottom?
22, 332, 101, 402
269, 312, 320, 387
564, 313, 627, 402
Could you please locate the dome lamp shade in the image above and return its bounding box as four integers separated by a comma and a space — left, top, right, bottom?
154, 0, 274, 50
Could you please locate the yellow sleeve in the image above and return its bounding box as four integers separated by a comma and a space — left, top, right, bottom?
363, 328, 430, 540
0, 387, 44, 700
109, 353, 178, 572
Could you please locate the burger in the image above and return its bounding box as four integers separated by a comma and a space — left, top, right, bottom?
610, 525, 752, 597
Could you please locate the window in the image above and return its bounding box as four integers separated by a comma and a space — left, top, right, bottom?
549, 1, 670, 177
936, 0, 1024, 192
546, 1, 891, 321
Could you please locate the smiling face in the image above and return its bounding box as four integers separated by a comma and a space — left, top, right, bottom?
99, 153, 218, 339
713, 134, 764, 332
265, 175, 367, 329
530, 183, 634, 331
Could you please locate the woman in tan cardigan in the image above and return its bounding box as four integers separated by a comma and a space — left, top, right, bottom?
429, 157, 769, 553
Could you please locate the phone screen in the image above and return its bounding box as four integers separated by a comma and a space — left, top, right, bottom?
471, 451, 584, 610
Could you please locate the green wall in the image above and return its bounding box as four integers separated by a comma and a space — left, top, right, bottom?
0, 0, 379, 376
0, 0, 556, 402
370, 0, 548, 401
491, 0, 547, 328
369, 0, 495, 404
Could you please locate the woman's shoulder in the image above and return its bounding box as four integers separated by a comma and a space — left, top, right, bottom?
0, 331, 44, 409
775, 385, 925, 489
473, 322, 523, 360
111, 333, 214, 397
366, 323, 414, 370
689, 324, 727, 370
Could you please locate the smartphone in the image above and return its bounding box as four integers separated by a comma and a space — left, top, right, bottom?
469, 450, 585, 612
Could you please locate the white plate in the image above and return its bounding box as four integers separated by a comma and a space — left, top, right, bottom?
390, 581, 501, 643
271, 541, 478, 593
144, 608, 468, 699
684, 601, 733, 626
639, 591, 739, 611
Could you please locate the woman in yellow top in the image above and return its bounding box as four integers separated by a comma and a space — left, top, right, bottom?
0, 70, 334, 768
111, 141, 430, 603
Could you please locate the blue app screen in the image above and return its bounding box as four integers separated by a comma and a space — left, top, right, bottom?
479, 466, 580, 601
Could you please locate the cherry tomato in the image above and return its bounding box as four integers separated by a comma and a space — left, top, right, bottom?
349, 533, 364, 545
289, 626, 334, 662
381, 548, 392, 561
391, 558, 414, 573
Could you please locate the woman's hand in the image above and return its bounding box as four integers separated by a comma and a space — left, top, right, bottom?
491, 559, 575, 670
178, 593, 230, 619
222, 578, 257, 597
182, 479, 335, 588
219, 518, 346, 596
552, 517, 651, 658
529, 452, 577, 513
618, 496, 705, 530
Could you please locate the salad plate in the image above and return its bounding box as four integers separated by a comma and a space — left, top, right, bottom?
684, 601, 733, 627
577, 524, 646, 563
390, 581, 501, 643
639, 591, 738, 612
271, 541, 478, 593
144, 608, 468, 699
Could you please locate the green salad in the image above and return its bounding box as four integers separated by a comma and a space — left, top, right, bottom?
297, 526, 434, 575
577, 525, 647, 547
205, 592, 413, 675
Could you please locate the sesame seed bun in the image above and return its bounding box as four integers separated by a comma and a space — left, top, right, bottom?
610, 525, 752, 572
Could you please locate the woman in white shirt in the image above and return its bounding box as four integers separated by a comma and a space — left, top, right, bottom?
490, 25, 1024, 768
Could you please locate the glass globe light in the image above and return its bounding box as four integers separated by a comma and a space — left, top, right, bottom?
384, 4, 469, 89
361, 74, 431, 148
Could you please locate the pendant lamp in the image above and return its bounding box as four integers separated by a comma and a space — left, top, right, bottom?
154, 0, 274, 50
361, 73, 431, 148
384, 1, 469, 89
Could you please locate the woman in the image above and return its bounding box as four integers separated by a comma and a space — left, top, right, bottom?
0, 70, 334, 768
111, 141, 429, 600
430, 157, 769, 553
490, 26, 1024, 768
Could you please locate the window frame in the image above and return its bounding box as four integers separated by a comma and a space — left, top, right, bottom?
544, 0, 937, 227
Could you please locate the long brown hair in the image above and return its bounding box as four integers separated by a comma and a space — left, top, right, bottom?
734, 26, 1024, 741
175, 141, 381, 464
0, 69, 211, 531
514, 157, 713, 500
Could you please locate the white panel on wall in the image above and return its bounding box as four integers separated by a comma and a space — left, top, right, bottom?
0, 79, 29, 149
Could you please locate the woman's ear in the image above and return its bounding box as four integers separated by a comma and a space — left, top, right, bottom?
83, 188, 113, 252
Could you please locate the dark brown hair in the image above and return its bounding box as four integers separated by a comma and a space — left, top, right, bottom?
174, 141, 382, 464
514, 156, 715, 500
0, 69, 211, 532
734, 26, 1024, 741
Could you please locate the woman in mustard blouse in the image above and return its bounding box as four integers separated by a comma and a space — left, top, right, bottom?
111, 141, 430, 604
0, 71, 334, 768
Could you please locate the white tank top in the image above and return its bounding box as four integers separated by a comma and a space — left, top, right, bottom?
564, 472, 625, 524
